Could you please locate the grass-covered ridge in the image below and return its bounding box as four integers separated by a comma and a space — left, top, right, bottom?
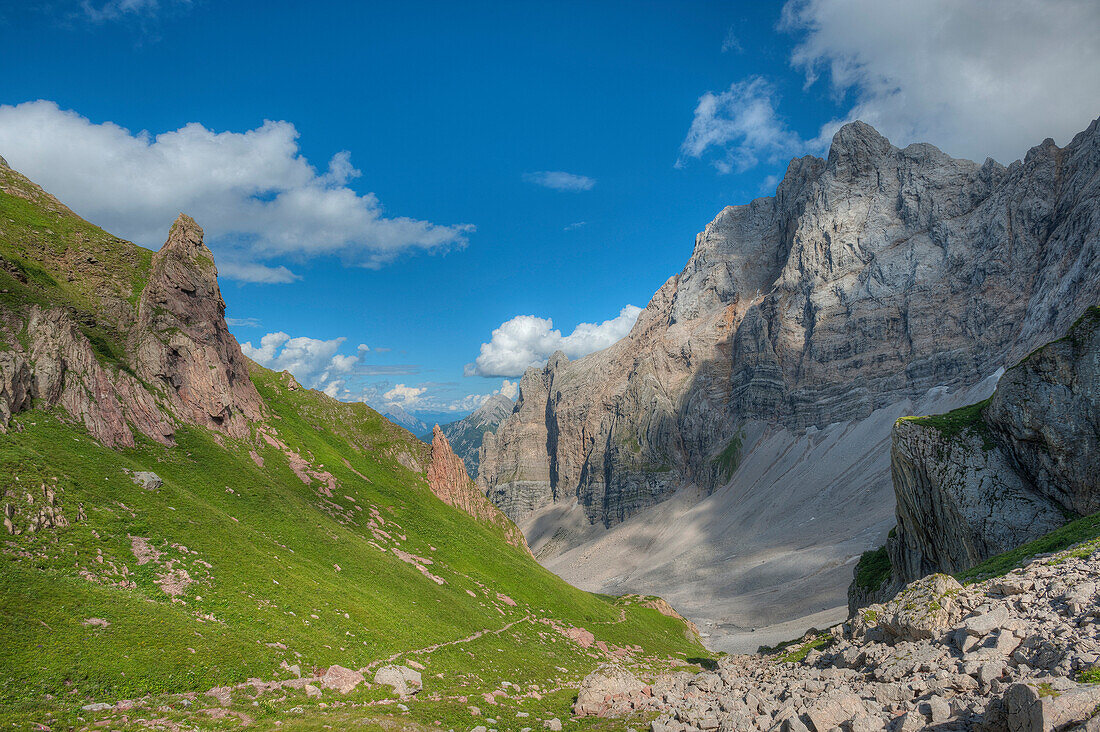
899, 397, 995, 450
0, 366, 707, 729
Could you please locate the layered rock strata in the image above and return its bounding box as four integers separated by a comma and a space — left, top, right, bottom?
481, 119, 1100, 529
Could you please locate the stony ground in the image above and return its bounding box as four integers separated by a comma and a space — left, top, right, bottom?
573, 538, 1100, 731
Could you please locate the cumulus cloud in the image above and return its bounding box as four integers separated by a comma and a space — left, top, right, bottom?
0, 101, 473, 281
781, 0, 1100, 163
497, 379, 519, 400
678, 77, 804, 173
523, 170, 596, 191
241, 332, 363, 392
382, 383, 427, 405
682, 0, 1100, 172
465, 305, 643, 377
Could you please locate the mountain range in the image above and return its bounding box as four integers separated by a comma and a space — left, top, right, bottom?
476, 118, 1100, 651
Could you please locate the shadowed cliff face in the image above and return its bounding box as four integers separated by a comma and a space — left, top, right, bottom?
887, 307, 1100, 587
480, 118, 1100, 529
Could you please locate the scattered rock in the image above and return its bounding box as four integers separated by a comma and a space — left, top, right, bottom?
574, 664, 645, 717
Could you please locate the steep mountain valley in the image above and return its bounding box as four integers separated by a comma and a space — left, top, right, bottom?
1, 113, 1099, 732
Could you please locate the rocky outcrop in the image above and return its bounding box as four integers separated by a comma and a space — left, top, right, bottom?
0, 305, 174, 447
888, 418, 1066, 583
985, 307, 1100, 516
132, 214, 263, 439
604, 540, 1100, 731
886, 308, 1099, 588
426, 424, 529, 553
436, 393, 513, 476
481, 118, 1100, 528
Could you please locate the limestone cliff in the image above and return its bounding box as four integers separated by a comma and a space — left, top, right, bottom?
480, 119, 1100, 528
132, 214, 264, 439
426, 425, 529, 553
886, 307, 1099, 588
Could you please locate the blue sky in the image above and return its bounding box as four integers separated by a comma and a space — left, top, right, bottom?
2, 0, 1097, 425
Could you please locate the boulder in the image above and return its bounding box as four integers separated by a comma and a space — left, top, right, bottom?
804, 690, 865, 731
573, 664, 645, 717
320, 664, 364, 694
998, 680, 1100, 732
130, 471, 163, 491
373, 664, 422, 696
878, 574, 964, 641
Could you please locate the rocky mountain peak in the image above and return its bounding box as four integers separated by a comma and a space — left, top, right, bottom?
163, 213, 206, 255
132, 214, 263, 438
547, 350, 569, 371
480, 115, 1100, 556
825, 120, 895, 177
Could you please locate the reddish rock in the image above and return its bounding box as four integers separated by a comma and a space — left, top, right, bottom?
426, 425, 530, 553
563, 627, 595, 648
132, 214, 263, 439
25, 306, 173, 447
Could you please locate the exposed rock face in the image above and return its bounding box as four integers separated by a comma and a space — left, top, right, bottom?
133, 214, 263, 439
426, 425, 529, 553
888, 419, 1066, 583
11, 305, 174, 447
886, 308, 1099, 587
481, 119, 1100, 531
436, 393, 513, 476
985, 307, 1100, 516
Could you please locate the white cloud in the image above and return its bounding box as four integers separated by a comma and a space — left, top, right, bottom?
382, 383, 427, 405
523, 170, 596, 191
497, 379, 519, 400
682, 0, 1100, 172
564, 221, 587, 231
0, 101, 473, 281
81, 0, 187, 22
721, 27, 743, 53
217, 261, 300, 284
781, 0, 1100, 163
465, 305, 643, 377
241, 332, 365, 392
678, 77, 804, 173
225, 316, 261, 328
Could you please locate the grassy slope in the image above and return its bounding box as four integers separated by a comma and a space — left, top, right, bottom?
0, 366, 704, 730
0, 164, 706, 729
0, 162, 151, 364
